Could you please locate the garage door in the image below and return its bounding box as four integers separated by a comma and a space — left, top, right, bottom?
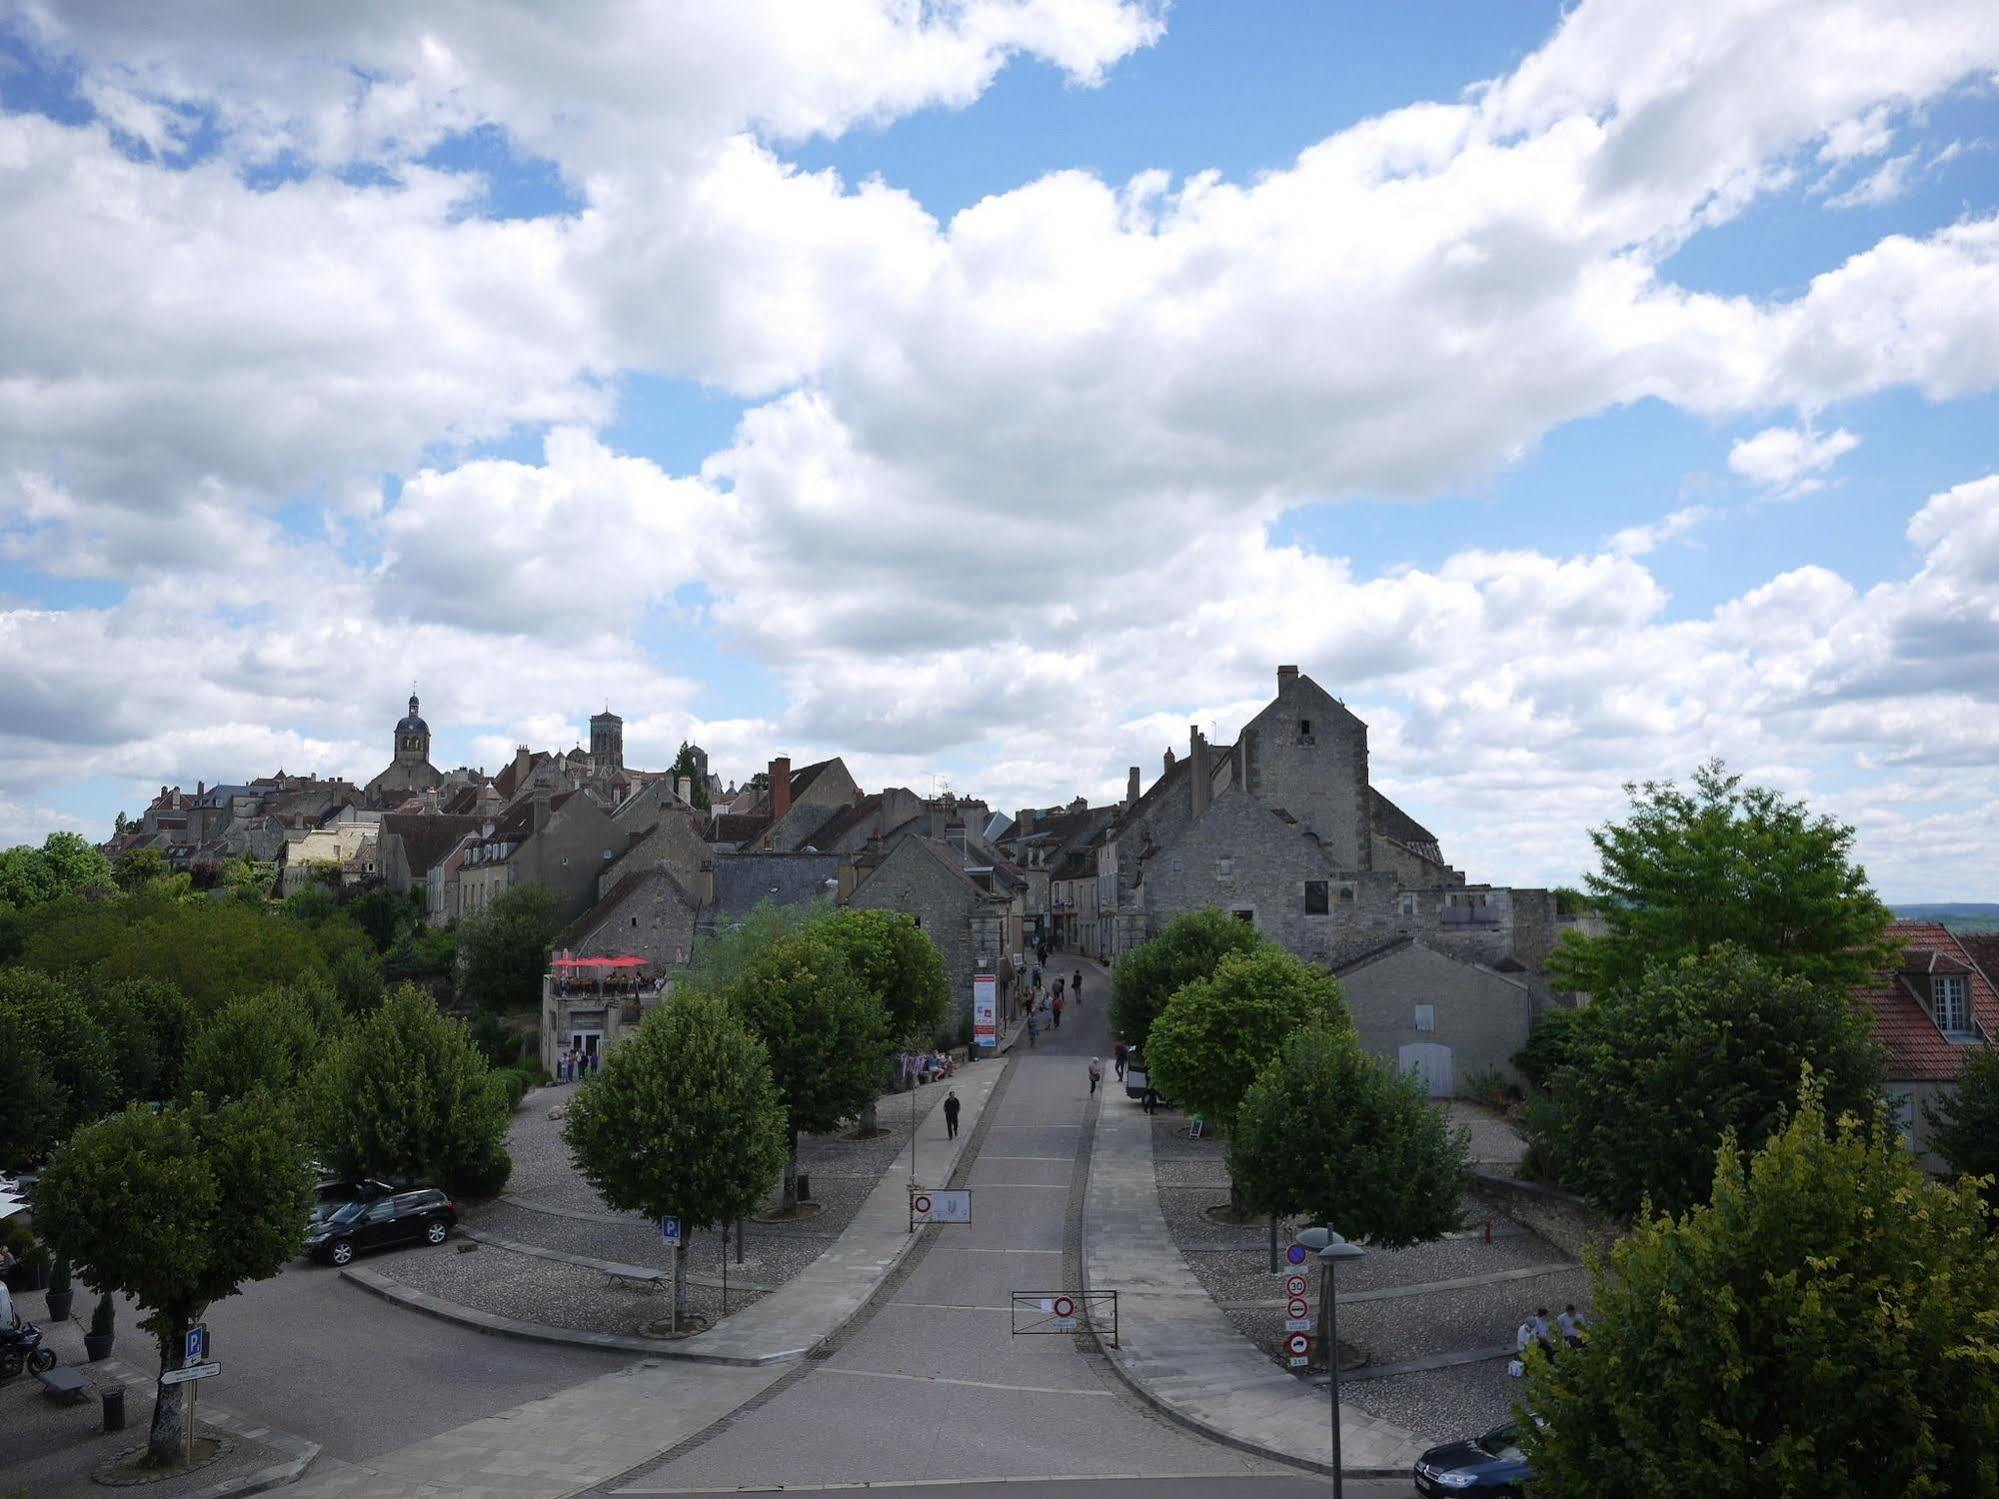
1398, 1042, 1454, 1098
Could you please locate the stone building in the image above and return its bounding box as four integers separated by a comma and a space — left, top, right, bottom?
364, 695, 444, 804
452, 790, 624, 924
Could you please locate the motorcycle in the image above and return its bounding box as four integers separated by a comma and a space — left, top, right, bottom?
0, 1321, 58, 1381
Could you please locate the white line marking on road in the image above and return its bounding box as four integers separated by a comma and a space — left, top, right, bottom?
809, 1367, 1117, 1398
972, 1155, 1075, 1162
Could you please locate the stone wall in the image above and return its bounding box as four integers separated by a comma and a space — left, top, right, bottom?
575, 870, 698, 968
1337, 941, 1535, 1090
1470, 1173, 1614, 1264
1241, 672, 1371, 871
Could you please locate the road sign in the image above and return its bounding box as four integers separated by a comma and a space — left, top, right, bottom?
160, 1363, 220, 1386
1049, 1294, 1077, 1331
1285, 1243, 1308, 1266
1287, 1297, 1310, 1320
185, 1325, 207, 1363
1284, 1274, 1308, 1297
910, 1189, 971, 1224
660, 1215, 681, 1247
1285, 1331, 1310, 1367
1285, 1318, 1313, 1332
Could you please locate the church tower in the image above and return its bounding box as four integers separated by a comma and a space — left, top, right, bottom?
589, 708, 624, 771
396, 694, 432, 767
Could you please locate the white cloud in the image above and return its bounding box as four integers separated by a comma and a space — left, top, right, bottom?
1608, 504, 1713, 557
1727, 425, 1862, 496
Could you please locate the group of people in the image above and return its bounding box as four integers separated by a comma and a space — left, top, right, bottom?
1511, 1304, 1588, 1373
1022, 960, 1085, 1047
899, 1050, 955, 1089
555, 1048, 600, 1083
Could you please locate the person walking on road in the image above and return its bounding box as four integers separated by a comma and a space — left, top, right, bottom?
1088, 1058, 1102, 1095
1051, 992, 1065, 1029
1113, 1041, 1127, 1079
943, 1090, 961, 1139
1026, 1013, 1040, 1048
1072, 969, 1084, 1004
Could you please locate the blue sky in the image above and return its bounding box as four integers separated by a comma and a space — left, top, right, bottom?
1, 1, 1997, 899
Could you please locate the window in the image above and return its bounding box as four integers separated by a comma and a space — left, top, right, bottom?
1216, 857, 1234, 878
1338, 885, 1354, 903
1297, 718, 1313, 743
1935, 975, 1972, 1036
1234, 909, 1255, 925
1304, 881, 1330, 915
1399, 892, 1418, 916
1413, 1004, 1436, 1032
1883, 1090, 1916, 1144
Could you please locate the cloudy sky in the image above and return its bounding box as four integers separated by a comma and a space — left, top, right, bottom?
2, 1, 1997, 902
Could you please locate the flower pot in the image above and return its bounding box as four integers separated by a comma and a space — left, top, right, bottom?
45, 1287, 73, 1321
83, 1332, 113, 1362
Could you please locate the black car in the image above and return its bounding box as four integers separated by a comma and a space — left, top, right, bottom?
1413, 1422, 1533, 1495
310, 1177, 397, 1225
304, 1187, 457, 1265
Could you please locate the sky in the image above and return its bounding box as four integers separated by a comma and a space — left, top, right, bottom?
0, 0, 1996, 903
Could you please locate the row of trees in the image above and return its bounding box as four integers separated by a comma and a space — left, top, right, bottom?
563, 905, 951, 1322
1111, 910, 1470, 1250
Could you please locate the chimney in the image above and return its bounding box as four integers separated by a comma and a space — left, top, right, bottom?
1016, 808, 1034, 835
1277, 664, 1299, 692
1126, 766, 1141, 807
513, 744, 531, 787
677, 774, 693, 805
769, 757, 791, 820
197, 780, 205, 796
1164, 747, 1175, 772
1190, 726, 1211, 818
946, 821, 968, 857
532, 796, 551, 834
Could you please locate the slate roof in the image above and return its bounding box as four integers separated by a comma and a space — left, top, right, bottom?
799, 793, 883, 850
709, 852, 841, 921
1368, 788, 1440, 850
1857, 922, 1999, 1081
710, 813, 772, 847
381, 812, 490, 879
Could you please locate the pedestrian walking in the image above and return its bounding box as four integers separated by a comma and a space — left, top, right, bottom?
1051, 992, 1064, 1029
1113, 1041, 1127, 1079
1142, 1084, 1158, 1115
560, 1051, 573, 1083
1088, 1058, 1102, 1095
1026, 1014, 1040, 1048
943, 1090, 961, 1139
1072, 969, 1083, 1002
1053, 976, 1064, 1000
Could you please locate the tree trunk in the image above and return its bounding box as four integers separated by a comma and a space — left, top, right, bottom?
148, 1320, 188, 1467
860, 1101, 880, 1134
671, 1239, 686, 1333
782, 1131, 799, 1212
1229, 1177, 1250, 1219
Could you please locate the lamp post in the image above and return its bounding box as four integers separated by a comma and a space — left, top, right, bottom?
1317, 1236, 1366, 1496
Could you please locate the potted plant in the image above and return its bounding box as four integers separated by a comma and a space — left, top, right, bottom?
45, 1255, 73, 1322
84, 1292, 115, 1361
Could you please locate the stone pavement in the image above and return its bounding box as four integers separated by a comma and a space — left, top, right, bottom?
1445, 1099, 1528, 1175
1082, 1072, 1432, 1475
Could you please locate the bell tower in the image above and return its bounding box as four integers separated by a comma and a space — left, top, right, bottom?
396, 693, 431, 766
589, 708, 624, 771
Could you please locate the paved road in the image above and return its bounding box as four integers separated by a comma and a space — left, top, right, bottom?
600, 958, 1381, 1494
614, 1478, 1415, 1497
192, 1253, 630, 1464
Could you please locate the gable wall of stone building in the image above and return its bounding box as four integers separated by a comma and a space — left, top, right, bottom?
598, 809, 708, 903
770, 761, 861, 850
1242, 673, 1371, 871
1338, 942, 1534, 1090
846, 843, 980, 1042
576, 875, 698, 968
516, 800, 625, 923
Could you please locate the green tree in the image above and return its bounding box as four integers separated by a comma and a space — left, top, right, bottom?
1229, 1021, 1470, 1250
33, 1096, 311, 1466
816, 907, 951, 1132
1548, 760, 1898, 996
303, 986, 511, 1197
91, 977, 194, 1104
1109, 907, 1266, 1054
0, 845, 57, 908
1522, 1080, 1999, 1498
219, 856, 276, 905
1528, 944, 1884, 1219
717, 930, 892, 1209
281, 882, 338, 926
682, 896, 830, 998
0, 970, 118, 1162
0, 1004, 63, 1171
457, 882, 564, 1012
382, 920, 460, 997
113, 847, 168, 893
669, 742, 712, 811
563, 992, 787, 1326
1146, 946, 1349, 1138
343, 887, 413, 953
185, 985, 327, 1106
39, 831, 114, 894
1923, 1046, 1999, 1201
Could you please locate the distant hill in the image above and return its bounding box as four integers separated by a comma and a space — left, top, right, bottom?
1894, 904, 1999, 934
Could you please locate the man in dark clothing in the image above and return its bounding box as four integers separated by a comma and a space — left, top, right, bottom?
942, 1091, 961, 1140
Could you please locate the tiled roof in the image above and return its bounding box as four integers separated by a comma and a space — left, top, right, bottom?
711, 812, 771, 847
799, 793, 884, 850
1856, 922, 1999, 1082
382, 812, 490, 878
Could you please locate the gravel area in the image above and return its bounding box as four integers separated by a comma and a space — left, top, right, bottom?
1334, 1271, 1593, 1363
374, 1237, 764, 1336
1343, 1359, 1525, 1440
469, 1200, 819, 1285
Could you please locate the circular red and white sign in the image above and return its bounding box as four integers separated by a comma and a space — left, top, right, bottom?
1052, 1296, 1075, 1319
1285, 1333, 1310, 1356
912, 1195, 931, 1215
1287, 1297, 1310, 1320
1284, 1275, 1308, 1298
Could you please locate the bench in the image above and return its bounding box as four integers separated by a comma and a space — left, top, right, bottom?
36, 1364, 90, 1404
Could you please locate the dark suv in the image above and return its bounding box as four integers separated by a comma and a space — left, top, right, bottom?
310, 1177, 398, 1225
305, 1187, 457, 1265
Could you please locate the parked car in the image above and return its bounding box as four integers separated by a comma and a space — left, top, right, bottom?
1413, 1422, 1533, 1495
310, 1177, 397, 1225
304, 1187, 457, 1265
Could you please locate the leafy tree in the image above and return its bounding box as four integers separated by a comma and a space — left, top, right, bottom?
1146, 945, 1349, 1138
0, 832, 112, 908
303, 986, 511, 1197
34, 1095, 312, 1467
669, 741, 713, 811
0, 1004, 63, 1171
1548, 760, 1897, 996
343, 886, 413, 953
457, 882, 564, 1012
0, 845, 58, 908
219, 856, 276, 904
185, 985, 327, 1106
383, 920, 459, 995
0, 969, 118, 1162
281, 882, 338, 926
1230, 1021, 1469, 1250
717, 930, 892, 1209
563, 992, 787, 1325
1522, 1079, 1999, 1498
816, 907, 951, 1131
1924, 1046, 1999, 1201
1110, 907, 1266, 1055
113, 847, 168, 893
40, 831, 113, 893
682, 896, 831, 998
313, 918, 385, 1016
1528, 944, 1884, 1219
91, 977, 194, 1104
1510, 1006, 1594, 1092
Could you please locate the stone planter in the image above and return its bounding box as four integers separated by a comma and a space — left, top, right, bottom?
83, 1331, 114, 1362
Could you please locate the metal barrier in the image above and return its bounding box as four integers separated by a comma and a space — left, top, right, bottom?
1009, 1290, 1118, 1348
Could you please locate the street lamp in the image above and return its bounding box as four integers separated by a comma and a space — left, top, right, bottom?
1297, 1227, 1367, 1497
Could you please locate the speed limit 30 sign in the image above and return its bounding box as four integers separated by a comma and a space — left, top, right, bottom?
1284, 1275, 1308, 1298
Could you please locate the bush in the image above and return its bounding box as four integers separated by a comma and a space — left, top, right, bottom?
1461, 1065, 1521, 1109
1511, 1007, 1593, 1091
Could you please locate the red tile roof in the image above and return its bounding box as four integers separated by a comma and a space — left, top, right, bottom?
1856, 922, 1999, 1081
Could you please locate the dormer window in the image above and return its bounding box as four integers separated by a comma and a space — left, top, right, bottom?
1934, 975, 1973, 1038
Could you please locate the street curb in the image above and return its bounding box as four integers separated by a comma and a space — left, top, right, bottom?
338, 1266, 792, 1366
93, 1354, 322, 1497
455, 1224, 782, 1294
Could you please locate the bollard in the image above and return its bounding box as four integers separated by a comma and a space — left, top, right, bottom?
796, 1173, 812, 1203
102, 1386, 126, 1432
1483, 1218, 1493, 1245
